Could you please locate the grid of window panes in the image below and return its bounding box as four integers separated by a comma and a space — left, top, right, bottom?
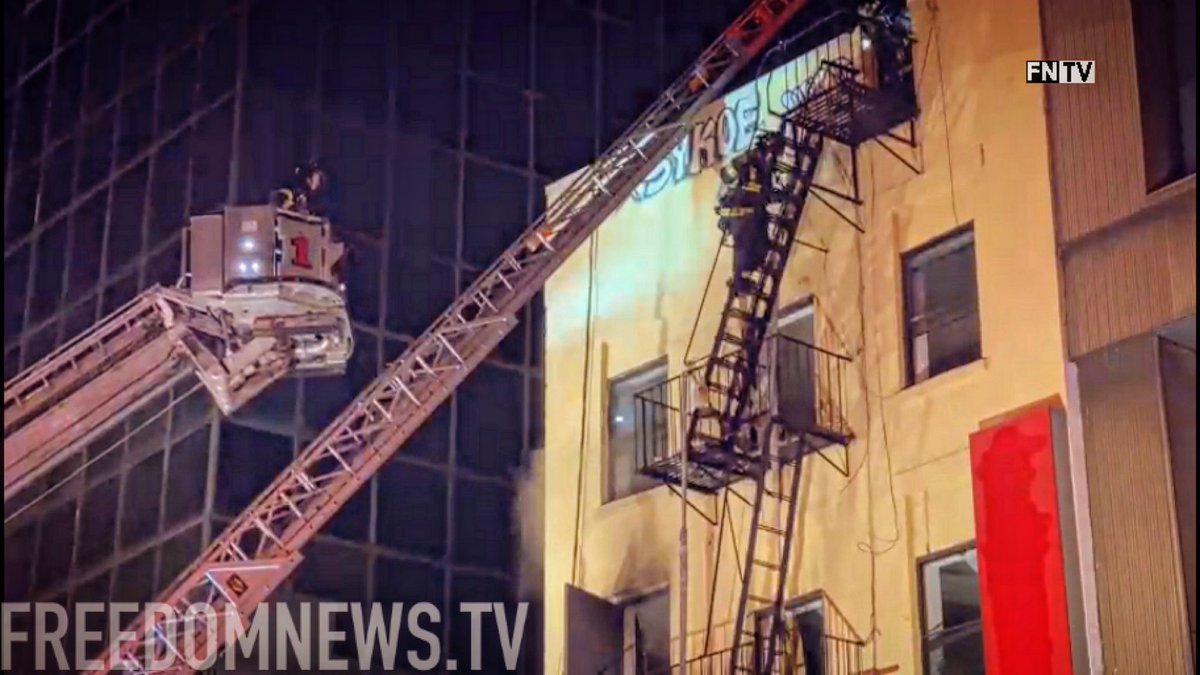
3, 0, 754, 670
920, 546, 986, 675
903, 227, 981, 385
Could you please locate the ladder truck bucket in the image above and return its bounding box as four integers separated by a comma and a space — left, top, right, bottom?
183, 205, 354, 379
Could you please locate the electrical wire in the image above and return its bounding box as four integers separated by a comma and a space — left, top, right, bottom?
930, 4, 961, 225
569, 232, 600, 586
684, 236, 728, 366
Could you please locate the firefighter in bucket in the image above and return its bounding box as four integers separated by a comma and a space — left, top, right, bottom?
273, 160, 330, 217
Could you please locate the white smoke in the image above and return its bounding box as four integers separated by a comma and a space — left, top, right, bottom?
513, 447, 545, 601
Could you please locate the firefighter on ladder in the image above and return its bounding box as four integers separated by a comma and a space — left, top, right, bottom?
716, 138, 774, 294
273, 161, 329, 216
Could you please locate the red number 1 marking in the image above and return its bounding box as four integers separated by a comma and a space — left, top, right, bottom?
290, 236, 312, 269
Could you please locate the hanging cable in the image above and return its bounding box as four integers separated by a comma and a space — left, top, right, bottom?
683, 235, 728, 366
930, 4, 961, 225
569, 232, 600, 586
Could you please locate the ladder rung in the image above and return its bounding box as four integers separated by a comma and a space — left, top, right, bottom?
748, 593, 774, 605
705, 381, 734, 395
758, 524, 785, 536
764, 488, 791, 501
726, 307, 761, 322
720, 332, 748, 348
712, 354, 751, 372
753, 558, 781, 571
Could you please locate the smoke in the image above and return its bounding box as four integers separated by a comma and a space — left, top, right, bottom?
513, 447, 545, 601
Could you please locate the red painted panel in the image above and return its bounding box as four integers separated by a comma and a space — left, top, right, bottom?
970, 406, 1074, 675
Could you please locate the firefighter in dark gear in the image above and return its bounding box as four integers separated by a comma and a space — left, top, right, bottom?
273, 161, 329, 216
716, 141, 773, 294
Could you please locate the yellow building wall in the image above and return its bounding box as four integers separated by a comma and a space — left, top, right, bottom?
542, 1, 1066, 672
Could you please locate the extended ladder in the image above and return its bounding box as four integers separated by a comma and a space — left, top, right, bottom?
685, 123, 825, 478
4, 286, 299, 503
95, 1, 817, 672
730, 461, 805, 673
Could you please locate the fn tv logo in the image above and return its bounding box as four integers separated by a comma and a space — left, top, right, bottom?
1027, 60, 1096, 84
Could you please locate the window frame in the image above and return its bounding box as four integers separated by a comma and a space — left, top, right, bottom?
901, 224, 981, 386
617, 586, 671, 675
752, 591, 827, 673
916, 541, 985, 675
605, 355, 668, 503
1130, 0, 1196, 192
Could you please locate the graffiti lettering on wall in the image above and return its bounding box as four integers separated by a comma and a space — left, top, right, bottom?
630, 78, 814, 203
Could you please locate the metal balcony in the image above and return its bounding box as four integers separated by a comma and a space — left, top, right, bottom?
635, 336, 852, 493
633, 354, 774, 492
779, 16, 918, 148
771, 335, 853, 452
593, 623, 864, 674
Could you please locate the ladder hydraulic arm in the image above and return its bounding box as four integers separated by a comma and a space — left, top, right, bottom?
96, 1, 814, 672
6, 207, 353, 507
4, 289, 190, 502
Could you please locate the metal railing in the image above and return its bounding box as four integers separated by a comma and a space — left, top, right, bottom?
770, 335, 852, 446
595, 632, 863, 675
633, 349, 774, 471
634, 336, 852, 477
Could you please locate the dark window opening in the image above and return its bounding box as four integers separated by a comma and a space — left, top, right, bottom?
622, 589, 670, 675
903, 227, 981, 385
608, 358, 667, 502
755, 597, 826, 675
1132, 0, 1196, 190
775, 303, 818, 441
920, 546, 985, 675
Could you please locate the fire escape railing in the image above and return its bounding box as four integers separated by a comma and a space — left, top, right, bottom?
634, 349, 774, 488
593, 629, 863, 675
771, 334, 853, 451
634, 335, 852, 492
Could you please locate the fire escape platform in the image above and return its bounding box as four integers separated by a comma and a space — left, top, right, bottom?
785, 61, 919, 148
639, 449, 754, 494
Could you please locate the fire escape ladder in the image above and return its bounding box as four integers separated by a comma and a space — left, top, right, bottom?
729, 459, 804, 674
684, 125, 825, 482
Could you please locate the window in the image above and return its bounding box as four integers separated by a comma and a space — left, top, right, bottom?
775, 303, 818, 440
607, 358, 667, 502
920, 547, 985, 675
621, 590, 670, 675
903, 227, 981, 385
1132, 0, 1196, 190
755, 597, 825, 674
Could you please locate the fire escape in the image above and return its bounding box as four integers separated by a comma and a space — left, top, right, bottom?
633, 10, 918, 674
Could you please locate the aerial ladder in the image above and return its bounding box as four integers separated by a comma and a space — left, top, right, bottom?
92, 1, 817, 672
3, 205, 353, 504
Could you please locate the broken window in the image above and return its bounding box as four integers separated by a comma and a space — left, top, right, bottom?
903, 227, 981, 385
607, 357, 667, 502
920, 546, 985, 675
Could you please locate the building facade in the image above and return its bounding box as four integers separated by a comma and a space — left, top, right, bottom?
538, 0, 1193, 672
2, 0, 760, 671
1041, 0, 1196, 670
